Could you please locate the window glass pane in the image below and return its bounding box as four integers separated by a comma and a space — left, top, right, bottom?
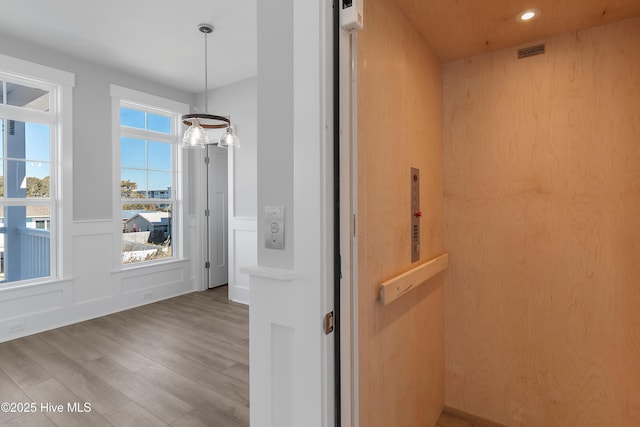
148, 171, 172, 198
148, 113, 171, 134
4, 161, 50, 198
148, 141, 171, 171
0, 204, 51, 283
6, 82, 50, 111
6, 119, 26, 158
25, 123, 50, 161
6, 120, 51, 162
121, 169, 147, 198
119, 99, 177, 266
6, 120, 50, 161
4, 160, 25, 197
0, 74, 60, 286
120, 107, 145, 129
120, 137, 146, 169
122, 203, 173, 264
26, 163, 50, 198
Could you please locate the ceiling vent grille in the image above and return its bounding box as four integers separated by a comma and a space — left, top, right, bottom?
518, 43, 545, 59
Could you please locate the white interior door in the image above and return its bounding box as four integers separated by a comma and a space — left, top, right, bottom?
206, 145, 228, 288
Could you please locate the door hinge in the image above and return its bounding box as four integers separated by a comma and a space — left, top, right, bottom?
205, 261, 211, 269
205, 208, 210, 217
204, 156, 210, 164
324, 311, 334, 335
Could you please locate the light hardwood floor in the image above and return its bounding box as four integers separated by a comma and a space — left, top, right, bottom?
0, 286, 249, 427
0, 286, 503, 427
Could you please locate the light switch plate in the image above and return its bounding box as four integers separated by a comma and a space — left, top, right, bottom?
264, 206, 285, 250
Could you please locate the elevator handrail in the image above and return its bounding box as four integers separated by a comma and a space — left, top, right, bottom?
379, 253, 449, 305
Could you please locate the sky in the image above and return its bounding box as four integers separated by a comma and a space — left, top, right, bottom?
25, 123, 50, 179
0, 121, 51, 180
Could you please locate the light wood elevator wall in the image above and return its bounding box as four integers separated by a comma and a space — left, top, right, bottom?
443, 17, 640, 426
357, 1, 445, 426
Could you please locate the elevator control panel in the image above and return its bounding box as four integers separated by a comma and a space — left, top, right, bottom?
411, 168, 421, 263
264, 206, 285, 250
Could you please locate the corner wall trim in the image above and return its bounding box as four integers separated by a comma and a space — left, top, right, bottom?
379, 253, 449, 305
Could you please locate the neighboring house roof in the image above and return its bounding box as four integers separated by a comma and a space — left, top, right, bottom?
126, 212, 170, 225
122, 209, 146, 221
0, 205, 50, 220
26, 205, 50, 218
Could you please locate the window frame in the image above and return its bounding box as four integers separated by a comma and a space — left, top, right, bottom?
110, 85, 187, 268
0, 53, 74, 287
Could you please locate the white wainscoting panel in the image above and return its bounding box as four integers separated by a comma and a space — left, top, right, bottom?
73, 233, 114, 304
0, 289, 64, 322
0, 218, 197, 343
229, 217, 257, 304
121, 267, 184, 294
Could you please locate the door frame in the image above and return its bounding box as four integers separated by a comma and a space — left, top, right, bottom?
204, 144, 229, 289
246, 1, 337, 426
338, 27, 360, 427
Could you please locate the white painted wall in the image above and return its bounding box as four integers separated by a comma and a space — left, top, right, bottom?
0, 32, 200, 343
201, 77, 257, 218
199, 78, 258, 304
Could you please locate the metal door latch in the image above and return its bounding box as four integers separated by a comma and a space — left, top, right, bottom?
324, 311, 334, 335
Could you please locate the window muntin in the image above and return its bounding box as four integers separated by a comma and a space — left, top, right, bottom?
0, 75, 58, 284
120, 107, 172, 134
120, 138, 173, 199
119, 103, 177, 265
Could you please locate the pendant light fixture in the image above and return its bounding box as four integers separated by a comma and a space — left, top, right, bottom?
218, 123, 240, 147
182, 23, 238, 149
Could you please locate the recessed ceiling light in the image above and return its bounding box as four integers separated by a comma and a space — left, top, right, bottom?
517, 8, 541, 22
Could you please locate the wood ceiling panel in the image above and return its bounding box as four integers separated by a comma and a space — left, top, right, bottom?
396, 0, 640, 62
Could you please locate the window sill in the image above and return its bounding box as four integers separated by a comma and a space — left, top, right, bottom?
0, 276, 75, 294
111, 258, 189, 274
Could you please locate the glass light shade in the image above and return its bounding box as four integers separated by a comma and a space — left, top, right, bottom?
182, 118, 209, 149
218, 125, 239, 148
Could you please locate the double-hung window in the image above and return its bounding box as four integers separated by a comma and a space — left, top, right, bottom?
115, 88, 182, 265
0, 73, 59, 284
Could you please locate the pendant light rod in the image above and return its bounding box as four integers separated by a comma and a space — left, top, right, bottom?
182, 22, 238, 148
181, 23, 229, 131
199, 23, 212, 113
